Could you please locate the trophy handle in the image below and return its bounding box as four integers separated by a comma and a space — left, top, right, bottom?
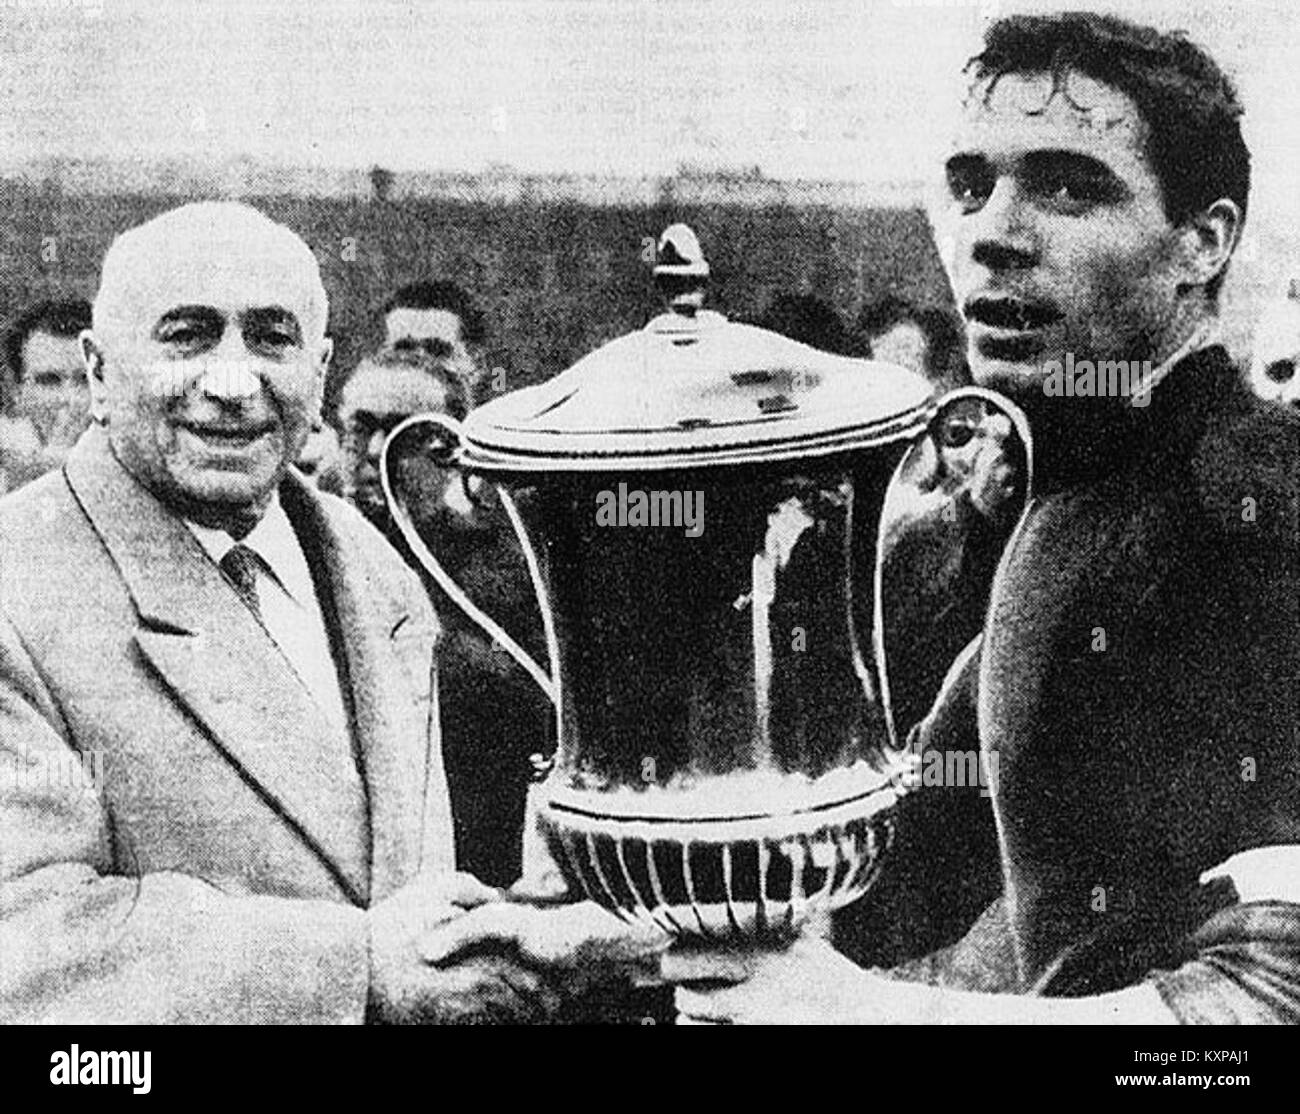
872, 387, 1034, 752
381, 412, 558, 707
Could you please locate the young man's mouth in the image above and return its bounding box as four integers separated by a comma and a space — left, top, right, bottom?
964, 296, 1064, 361
965, 295, 1063, 333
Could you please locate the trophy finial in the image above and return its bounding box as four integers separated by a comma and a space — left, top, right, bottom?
654, 222, 709, 316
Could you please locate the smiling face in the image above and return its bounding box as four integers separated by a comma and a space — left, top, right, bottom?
935, 69, 1191, 401
87, 205, 331, 530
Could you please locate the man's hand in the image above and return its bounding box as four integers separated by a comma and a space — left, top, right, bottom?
366, 871, 562, 1024
418, 897, 672, 998
661, 934, 978, 1025
661, 933, 1179, 1024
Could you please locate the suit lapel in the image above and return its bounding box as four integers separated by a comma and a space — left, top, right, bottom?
66, 429, 372, 905
282, 476, 450, 900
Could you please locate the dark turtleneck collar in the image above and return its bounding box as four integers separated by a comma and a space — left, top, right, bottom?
1015, 345, 1238, 496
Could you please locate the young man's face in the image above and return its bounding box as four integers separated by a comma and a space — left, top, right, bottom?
935, 69, 1187, 400
15, 330, 90, 444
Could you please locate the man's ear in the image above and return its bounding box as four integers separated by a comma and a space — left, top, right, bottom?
315, 333, 334, 391
1177, 199, 1243, 291
81, 330, 110, 424
462, 342, 489, 402
317, 336, 334, 378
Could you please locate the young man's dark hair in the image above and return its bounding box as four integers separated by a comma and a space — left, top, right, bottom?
3, 298, 92, 409
856, 294, 964, 382
382, 281, 486, 346
967, 11, 1250, 299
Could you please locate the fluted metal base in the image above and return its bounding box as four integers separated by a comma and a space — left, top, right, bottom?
538, 788, 898, 940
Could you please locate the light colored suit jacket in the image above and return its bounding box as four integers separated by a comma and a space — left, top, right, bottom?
0, 426, 454, 1023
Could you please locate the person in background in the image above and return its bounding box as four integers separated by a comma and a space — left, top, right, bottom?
378, 280, 489, 409
0, 298, 93, 493
1247, 285, 1300, 410
751, 292, 856, 355
857, 293, 969, 392
296, 417, 344, 494
337, 352, 464, 529
340, 329, 548, 892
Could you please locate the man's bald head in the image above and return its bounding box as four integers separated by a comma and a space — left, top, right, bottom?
83, 201, 333, 532
93, 201, 329, 347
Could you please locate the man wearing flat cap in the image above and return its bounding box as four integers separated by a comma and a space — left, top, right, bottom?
0, 201, 659, 1024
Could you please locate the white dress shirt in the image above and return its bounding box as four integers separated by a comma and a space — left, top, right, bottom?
186, 496, 350, 735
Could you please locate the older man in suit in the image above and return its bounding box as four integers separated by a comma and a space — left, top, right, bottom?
0, 201, 596, 1024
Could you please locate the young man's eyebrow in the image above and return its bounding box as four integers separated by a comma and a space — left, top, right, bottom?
1020, 149, 1127, 181
945, 149, 1124, 179
945, 152, 989, 175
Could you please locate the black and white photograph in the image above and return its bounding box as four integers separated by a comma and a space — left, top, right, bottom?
0, 0, 1296, 1077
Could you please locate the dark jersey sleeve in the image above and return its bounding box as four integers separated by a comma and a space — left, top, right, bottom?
1150, 900, 1300, 1024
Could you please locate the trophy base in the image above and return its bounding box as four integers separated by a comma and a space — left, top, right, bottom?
538, 783, 901, 940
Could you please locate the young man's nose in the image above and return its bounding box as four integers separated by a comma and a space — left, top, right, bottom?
968, 180, 1039, 273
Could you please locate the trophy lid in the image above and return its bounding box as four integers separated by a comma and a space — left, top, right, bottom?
458, 311, 931, 473
457, 308, 932, 473
455, 223, 931, 473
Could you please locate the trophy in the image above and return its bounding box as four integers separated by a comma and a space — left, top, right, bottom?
382, 241, 1031, 942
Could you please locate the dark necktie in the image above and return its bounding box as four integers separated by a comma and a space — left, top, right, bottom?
220, 543, 264, 621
